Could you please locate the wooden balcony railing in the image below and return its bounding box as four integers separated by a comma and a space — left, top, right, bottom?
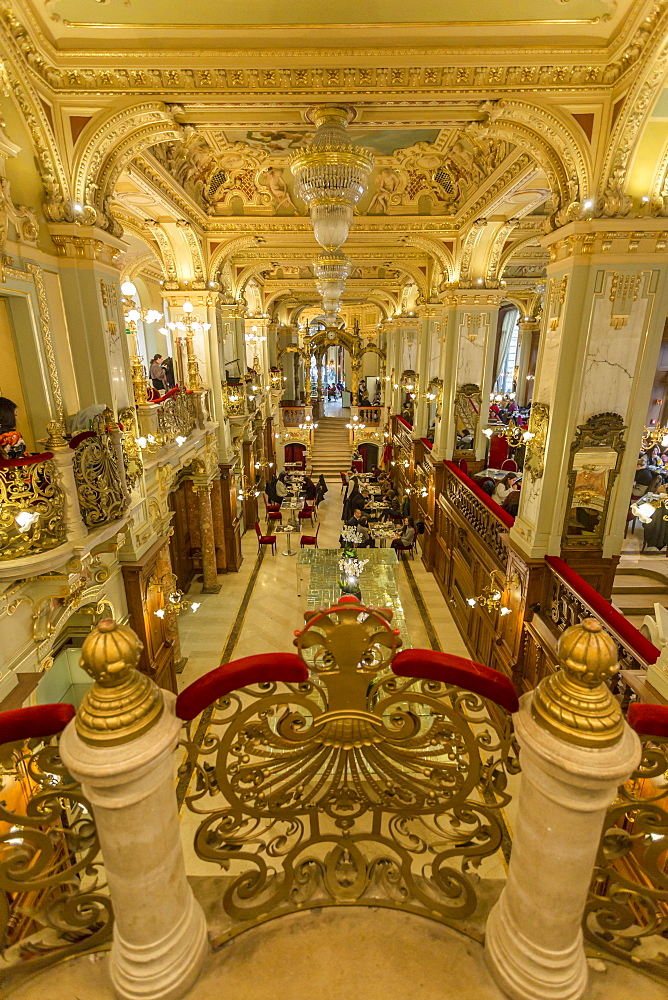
442, 461, 512, 568
0, 453, 67, 560
544, 555, 659, 672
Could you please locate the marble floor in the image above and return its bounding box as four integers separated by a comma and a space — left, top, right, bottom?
177, 473, 470, 692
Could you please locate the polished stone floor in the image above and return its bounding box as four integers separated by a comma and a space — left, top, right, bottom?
177, 473, 470, 690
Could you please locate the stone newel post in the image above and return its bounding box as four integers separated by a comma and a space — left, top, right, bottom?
60, 620, 208, 1000
485, 619, 641, 1000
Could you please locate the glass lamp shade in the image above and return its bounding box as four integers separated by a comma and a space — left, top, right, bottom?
311, 203, 354, 251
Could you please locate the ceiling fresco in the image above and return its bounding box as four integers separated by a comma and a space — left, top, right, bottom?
149, 128, 515, 218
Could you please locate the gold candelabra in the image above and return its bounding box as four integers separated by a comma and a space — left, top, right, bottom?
121, 279, 164, 405
166, 301, 209, 391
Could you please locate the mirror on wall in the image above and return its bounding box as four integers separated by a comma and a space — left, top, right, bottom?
562, 412, 626, 546
454, 383, 482, 453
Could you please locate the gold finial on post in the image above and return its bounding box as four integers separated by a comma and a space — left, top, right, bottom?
45, 419, 68, 449
76, 619, 163, 746
531, 617, 624, 748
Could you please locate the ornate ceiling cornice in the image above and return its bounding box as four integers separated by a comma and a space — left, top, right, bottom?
2, 1, 664, 96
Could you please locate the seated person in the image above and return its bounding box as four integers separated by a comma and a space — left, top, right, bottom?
391, 516, 415, 551
492, 473, 519, 506
457, 427, 474, 449
0, 397, 27, 459
341, 509, 375, 548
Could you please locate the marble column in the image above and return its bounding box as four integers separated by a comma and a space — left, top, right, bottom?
485, 619, 640, 1000
154, 541, 186, 671
60, 620, 208, 1000
511, 223, 668, 582
48, 438, 88, 543
183, 479, 201, 550
433, 290, 503, 462
515, 318, 541, 407
194, 482, 221, 593
209, 476, 227, 573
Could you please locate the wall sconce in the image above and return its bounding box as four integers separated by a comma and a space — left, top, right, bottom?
467, 571, 516, 615
642, 425, 668, 450
151, 572, 200, 618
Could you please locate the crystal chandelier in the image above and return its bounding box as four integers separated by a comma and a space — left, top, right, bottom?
290, 106, 374, 251
313, 250, 351, 319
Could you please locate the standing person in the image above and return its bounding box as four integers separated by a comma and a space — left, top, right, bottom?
265, 473, 279, 504
162, 356, 175, 389
149, 354, 167, 390
316, 474, 328, 501
0, 397, 26, 458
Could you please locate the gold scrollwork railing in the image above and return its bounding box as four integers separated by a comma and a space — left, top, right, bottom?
0, 454, 67, 560
118, 407, 144, 491
221, 382, 246, 418
0, 734, 112, 972
179, 597, 518, 945
70, 427, 129, 529
155, 388, 197, 442
584, 731, 668, 982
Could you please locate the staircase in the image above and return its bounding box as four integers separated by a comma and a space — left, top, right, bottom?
310, 417, 350, 481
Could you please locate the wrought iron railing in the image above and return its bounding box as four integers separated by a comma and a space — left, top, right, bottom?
0, 453, 66, 560
585, 722, 668, 982
442, 462, 512, 568
0, 706, 112, 974
117, 407, 144, 491
69, 424, 129, 529
177, 597, 519, 947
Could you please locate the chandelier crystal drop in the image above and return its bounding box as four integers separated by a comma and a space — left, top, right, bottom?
290, 106, 374, 251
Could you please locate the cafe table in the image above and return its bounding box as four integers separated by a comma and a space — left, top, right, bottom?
275, 522, 298, 556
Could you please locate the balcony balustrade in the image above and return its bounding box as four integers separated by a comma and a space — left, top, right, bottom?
0, 452, 67, 560
69, 419, 129, 529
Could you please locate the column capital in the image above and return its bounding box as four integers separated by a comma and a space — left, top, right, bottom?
540, 218, 668, 267
48, 223, 126, 268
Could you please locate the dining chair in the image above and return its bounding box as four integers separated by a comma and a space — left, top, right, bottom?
254, 521, 276, 555
501, 458, 518, 472
300, 524, 320, 549
393, 537, 417, 559
298, 504, 315, 528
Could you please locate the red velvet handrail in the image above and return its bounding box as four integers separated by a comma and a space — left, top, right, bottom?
0, 451, 54, 469
420, 438, 433, 451
69, 430, 97, 449
628, 703, 668, 737
545, 555, 660, 665
395, 414, 413, 431
150, 386, 181, 404
392, 649, 519, 714
0, 703, 76, 744
176, 653, 308, 721
444, 460, 515, 528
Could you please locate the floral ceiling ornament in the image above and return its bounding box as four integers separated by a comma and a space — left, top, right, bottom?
290, 105, 374, 250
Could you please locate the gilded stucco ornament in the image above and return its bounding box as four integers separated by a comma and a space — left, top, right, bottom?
77, 618, 163, 746
531, 617, 624, 748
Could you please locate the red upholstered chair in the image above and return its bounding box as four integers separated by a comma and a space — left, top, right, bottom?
254, 521, 276, 555
501, 458, 518, 472
300, 524, 320, 549
393, 537, 417, 559
458, 458, 468, 475
625, 506, 638, 538
298, 504, 315, 527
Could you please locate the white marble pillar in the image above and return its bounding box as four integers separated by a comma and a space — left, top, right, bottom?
60, 620, 208, 1000
511, 223, 668, 562
485, 619, 641, 1000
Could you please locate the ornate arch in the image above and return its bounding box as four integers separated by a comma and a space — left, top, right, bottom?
143, 221, 179, 285
208, 236, 263, 285
402, 236, 455, 285
176, 220, 206, 286
476, 100, 592, 226
71, 101, 185, 235
498, 235, 545, 277
484, 219, 521, 284
0, 26, 72, 221
598, 11, 668, 216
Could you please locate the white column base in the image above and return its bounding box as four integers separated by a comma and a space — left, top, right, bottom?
111, 890, 208, 1000
486, 892, 587, 1000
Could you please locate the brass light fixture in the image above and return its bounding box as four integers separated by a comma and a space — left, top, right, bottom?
290, 105, 374, 251
166, 301, 209, 391
121, 279, 164, 405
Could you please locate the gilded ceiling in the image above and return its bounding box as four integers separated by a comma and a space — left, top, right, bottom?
148, 128, 516, 219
